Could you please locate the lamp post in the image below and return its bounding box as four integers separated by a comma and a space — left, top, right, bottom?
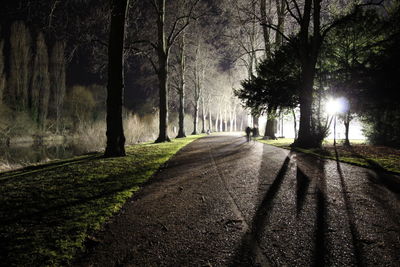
326, 97, 348, 146
334, 114, 337, 146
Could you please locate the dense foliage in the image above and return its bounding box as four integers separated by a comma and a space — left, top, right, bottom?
236, 42, 300, 115
237, 3, 400, 148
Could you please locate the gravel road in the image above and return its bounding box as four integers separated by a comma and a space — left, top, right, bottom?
76, 134, 400, 266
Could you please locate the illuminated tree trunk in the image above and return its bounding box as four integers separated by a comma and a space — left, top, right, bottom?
263, 105, 278, 139
208, 101, 212, 132
344, 110, 351, 146
224, 107, 228, 132
215, 111, 219, 132
176, 34, 186, 138
292, 109, 298, 140
252, 115, 259, 136
192, 93, 199, 134
201, 96, 206, 133
192, 42, 201, 135
260, 0, 271, 59
219, 109, 223, 131
104, 0, 128, 157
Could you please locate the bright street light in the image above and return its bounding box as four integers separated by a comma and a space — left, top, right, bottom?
325, 97, 349, 115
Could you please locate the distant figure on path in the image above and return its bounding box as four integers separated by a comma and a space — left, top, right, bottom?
245, 126, 251, 142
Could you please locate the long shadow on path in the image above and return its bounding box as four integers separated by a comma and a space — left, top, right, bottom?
230, 145, 292, 266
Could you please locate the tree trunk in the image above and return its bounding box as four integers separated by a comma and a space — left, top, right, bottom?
252, 115, 260, 136
155, 0, 171, 143
224, 108, 228, 132
233, 113, 237, 132
177, 87, 186, 138
275, 0, 286, 47
176, 35, 186, 138
229, 109, 232, 132
208, 105, 212, 132
292, 108, 298, 140
263, 106, 277, 139
215, 111, 219, 132
192, 101, 199, 135
219, 109, 223, 132
264, 119, 277, 139
104, 0, 128, 157
294, 0, 323, 148
344, 110, 351, 146
260, 0, 271, 58
295, 62, 316, 148
201, 96, 206, 133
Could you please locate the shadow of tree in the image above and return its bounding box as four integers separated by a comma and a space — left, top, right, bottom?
296, 167, 310, 215
230, 148, 292, 266
0, 153, 101, 183
334, 147, 364, 266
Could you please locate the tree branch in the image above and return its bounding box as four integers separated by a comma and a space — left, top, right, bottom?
321, 0, 384, 39
284, 0, 301, 24
260, 23, 291, 42
131, 39, 158, 50
167, 0, 200, 47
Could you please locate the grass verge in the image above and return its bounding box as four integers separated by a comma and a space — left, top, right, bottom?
258, 138, 400, 174
0, 135, 202, 266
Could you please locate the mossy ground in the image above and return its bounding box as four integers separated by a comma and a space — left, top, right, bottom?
0, 135, 202, 266
258, 138, 400, 174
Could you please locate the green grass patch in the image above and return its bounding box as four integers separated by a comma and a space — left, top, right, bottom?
257, 137, 293, 149
0, 135, 203, 266
258, 138, 400, 174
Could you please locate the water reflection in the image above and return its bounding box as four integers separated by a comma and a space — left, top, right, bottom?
0, 141, 100, 172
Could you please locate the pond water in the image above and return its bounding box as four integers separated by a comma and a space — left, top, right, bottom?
0, 141, 101, 172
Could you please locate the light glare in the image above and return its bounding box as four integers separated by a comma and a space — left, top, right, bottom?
325, 97, 349, 115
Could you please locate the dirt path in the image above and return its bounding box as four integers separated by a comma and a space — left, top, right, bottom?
75, 135, 400, 266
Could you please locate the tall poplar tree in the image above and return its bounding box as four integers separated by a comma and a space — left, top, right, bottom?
50, 41, 66, 133
9, 21, 31, 110
31, 32, 50, 127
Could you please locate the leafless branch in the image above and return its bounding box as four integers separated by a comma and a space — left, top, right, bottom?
260, 23, 291, 42
284, 0, 301, 24
131, 39, 158, 50
167, 0, 200, 47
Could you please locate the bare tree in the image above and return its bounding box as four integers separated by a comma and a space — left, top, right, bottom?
104, 0, 129, 157
9, 21, 31, 110
138, 0, 199, 142
176, 32, 187, 138
190, 40, 205, 135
